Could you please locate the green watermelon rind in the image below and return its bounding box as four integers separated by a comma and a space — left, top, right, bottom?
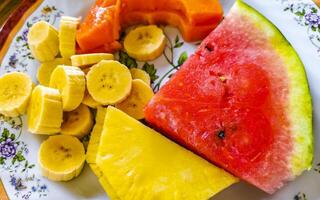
235, 0, 313, 176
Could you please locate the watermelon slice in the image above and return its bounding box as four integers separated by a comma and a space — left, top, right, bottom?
145, 0, 313, 194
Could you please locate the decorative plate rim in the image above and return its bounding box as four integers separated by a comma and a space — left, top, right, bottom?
0, 0, 43, 63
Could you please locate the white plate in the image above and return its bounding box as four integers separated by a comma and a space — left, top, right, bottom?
0, 0, 319, 199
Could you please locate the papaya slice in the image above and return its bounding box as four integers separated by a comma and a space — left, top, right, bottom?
121, 0, 223, 26
76, 0, 223, 52
121, 11, 217, 42
76, 41, 122, 54
76, 0, 121, 51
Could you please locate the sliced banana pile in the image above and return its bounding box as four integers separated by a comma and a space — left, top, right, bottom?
0, 16, 159, 187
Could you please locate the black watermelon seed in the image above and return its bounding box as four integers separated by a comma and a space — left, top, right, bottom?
217, 130, 225, 139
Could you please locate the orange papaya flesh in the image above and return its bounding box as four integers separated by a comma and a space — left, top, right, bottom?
113, 0, 121, 40
76, 41, 122, 54
120, 0, 223, 26
76, 0, 223, 52
76, 0, 121, 51
121, 11, 217, 42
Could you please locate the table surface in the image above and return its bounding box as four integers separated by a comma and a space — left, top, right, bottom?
0, 0, 319, 199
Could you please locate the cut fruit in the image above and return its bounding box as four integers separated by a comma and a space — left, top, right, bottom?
50, 65, 85, 111
76, 0, 222, 53
98, 175, 120, 200
121, 11, 219, 42
145, 0, 313, 194
96, 107, 237, 200
27, 85, 62, 134
39, 135, 85, 181
76, 41, 122, 55
120, 0, 223, 41
71, 53, 114, 68
82, 89, 101, 108
89, 163, 103, 178
37, 58, 71, 86
88, 164, 120, 200
76, 0, 121, 51
27, 21, 59, 62
116, 79, 154, 119
86, 60, 132, 105
59, 16, 80, 58
0, 72, 33, 117
86, 106, 107, 164
124, 25, 166, 61
86, 107, 120, 199
61, 104, 93, 138
130, 68, 151, 85
81, 67, 102, 108
121, 0, 223, 26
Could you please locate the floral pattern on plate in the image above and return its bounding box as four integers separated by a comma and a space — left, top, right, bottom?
0, 115, 48, 199
2, 5, 63, 73
279, 0, 320, 55
0, 4, 63, 199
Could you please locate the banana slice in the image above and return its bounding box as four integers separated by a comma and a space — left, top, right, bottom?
59, 16, 80, 58
82, 89, 101, 108
124, 25, 166, 61
28, 21, 59, 62
37, 58, 71, 86
61, 104, 93, 138
79, 67, 102, 108
39, 135, 85, 181
130, 68, 151, 85
0, 72, 33, 117
50, 65, 85, 111
115, 79, 154, 120
86, 60, 132, 105
27, 85, 63, 134
71, 53, 114, 68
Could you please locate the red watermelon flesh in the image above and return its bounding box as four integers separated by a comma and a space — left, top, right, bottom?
144, 0, 313, 194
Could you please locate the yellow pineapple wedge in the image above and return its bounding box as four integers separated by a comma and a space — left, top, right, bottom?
97, 107, 238, 200
86, 107, 120, 199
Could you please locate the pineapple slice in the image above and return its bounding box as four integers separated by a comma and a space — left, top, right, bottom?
86, 107, 120, 199
97, 107, 238, 200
